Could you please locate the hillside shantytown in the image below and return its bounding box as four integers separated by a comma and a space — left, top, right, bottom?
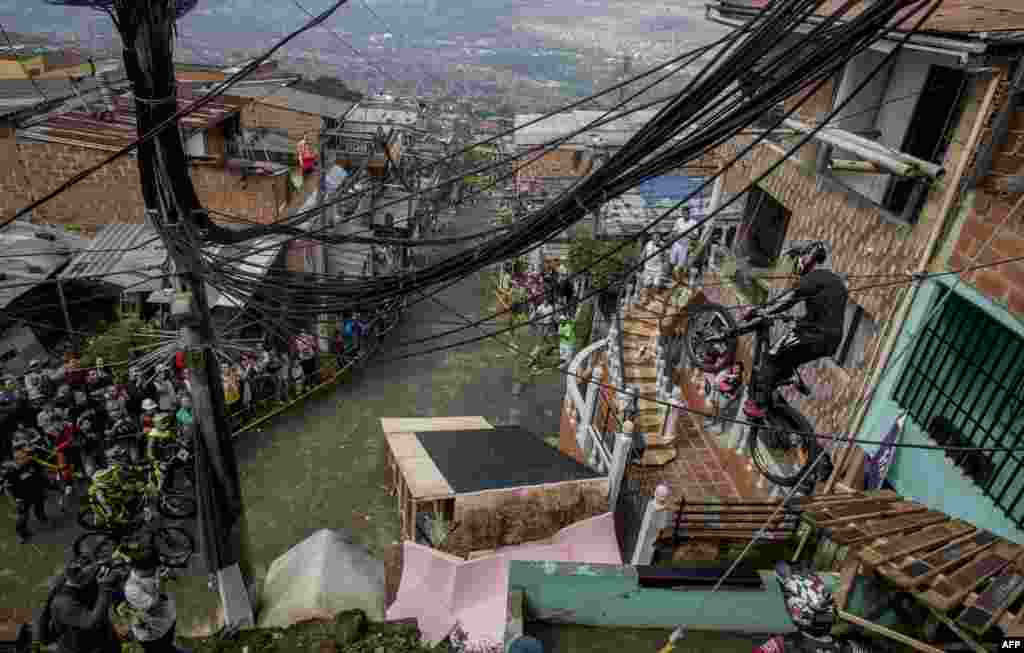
1, 1, 1024, 652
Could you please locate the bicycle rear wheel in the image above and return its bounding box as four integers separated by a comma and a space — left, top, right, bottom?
683, 303, 738, 373
73, 532, 116, 559
157, 492, 197, 520
76, 500, 107, 531
165, 460, 194, 493
153, 526, 195, 568
747, 404, 817, 488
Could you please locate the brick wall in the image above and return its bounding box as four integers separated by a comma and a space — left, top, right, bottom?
695, 69, 1001, 434
946, 83, 1024, 319
518, 147, 721, 181
0, 133, 289, 232
949, 189, 1024, 317
239, 102, 323, 148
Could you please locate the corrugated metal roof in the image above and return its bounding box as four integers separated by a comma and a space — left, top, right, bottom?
736, 0, 1024, 35
211, 235, 287, 308
514, 110, 661, 147
17, 87, 244, 151
226, 86, 355, 119
58, 223, 167, 291
0, 221, 86, 309
346, 104, 418, 126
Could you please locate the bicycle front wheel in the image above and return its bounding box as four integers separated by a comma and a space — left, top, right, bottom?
153, 526, 195, 568
747, 404, 817, 488
683, 303, 738, 373
157, 493, 197, 520
73, 532, 116, 559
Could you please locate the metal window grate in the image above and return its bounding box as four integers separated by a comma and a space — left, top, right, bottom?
892, 287, 1024, 527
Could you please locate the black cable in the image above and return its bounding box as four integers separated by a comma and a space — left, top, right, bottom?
366, 0, 935, 344
369, 0, 944, 354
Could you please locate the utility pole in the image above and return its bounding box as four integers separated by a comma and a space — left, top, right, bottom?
109, 2, 254, 628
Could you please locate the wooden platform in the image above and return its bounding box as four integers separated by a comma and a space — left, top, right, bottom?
801, 490, 1024, 649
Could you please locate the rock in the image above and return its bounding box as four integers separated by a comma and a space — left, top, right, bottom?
334, 609, 367, 646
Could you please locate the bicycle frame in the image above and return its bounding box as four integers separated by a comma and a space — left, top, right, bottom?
733, 316, 810, 410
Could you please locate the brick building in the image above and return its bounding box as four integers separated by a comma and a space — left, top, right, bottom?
648, 1, 1024, 538
2, 85, 296, 234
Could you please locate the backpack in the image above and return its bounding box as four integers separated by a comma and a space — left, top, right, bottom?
34, 575, 67, 645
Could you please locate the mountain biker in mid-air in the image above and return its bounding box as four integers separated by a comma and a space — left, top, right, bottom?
740, 241, 848, 420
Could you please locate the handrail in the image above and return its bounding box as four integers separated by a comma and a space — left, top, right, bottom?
566, 338, 609, 420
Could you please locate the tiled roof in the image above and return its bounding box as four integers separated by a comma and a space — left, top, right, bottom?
732, 0, 1024, 35
17, 86, 244, 151
226, 85, 355, 119
513, 110, 661, 147
57, 223, 167, 291
0, 221, 86, 310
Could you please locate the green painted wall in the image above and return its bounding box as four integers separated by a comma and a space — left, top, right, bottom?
858, 278, 1024, 544
507, 560, 796, 634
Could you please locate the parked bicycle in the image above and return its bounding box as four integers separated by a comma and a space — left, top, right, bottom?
78, 457, 196, 531
684, 304, 827, 489
73, 526, 194, 570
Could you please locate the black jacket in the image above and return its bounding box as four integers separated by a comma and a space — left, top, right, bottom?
768, 269, 848, 347
2, 461, 48, 500
51, 583, 119, 653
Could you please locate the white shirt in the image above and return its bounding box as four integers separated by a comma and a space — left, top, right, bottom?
670, 239, 690, 267
674, 217, 698, 236
124, 570, 176, 641
644, 241, 666, 273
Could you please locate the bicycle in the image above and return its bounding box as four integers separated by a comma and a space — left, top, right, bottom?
77, 459, 196, 531
73, 526, 194, 570
684, 303, 824, 488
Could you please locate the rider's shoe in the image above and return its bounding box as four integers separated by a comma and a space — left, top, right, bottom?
742, 399, 767, 419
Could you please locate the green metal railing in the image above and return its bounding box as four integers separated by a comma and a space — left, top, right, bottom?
892, 288, 1024, 527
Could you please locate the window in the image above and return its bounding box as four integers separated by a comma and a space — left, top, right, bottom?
821, 51, 967, 223
892, 286, 1024, 526
733, 186, 791, 268
833, 303, 877, 369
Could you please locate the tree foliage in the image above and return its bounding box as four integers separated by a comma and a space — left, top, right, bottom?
568, 234, 639, 289
79, 313, 163, 380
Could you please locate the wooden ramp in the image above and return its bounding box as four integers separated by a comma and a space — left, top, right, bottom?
799, 490, 1024, 648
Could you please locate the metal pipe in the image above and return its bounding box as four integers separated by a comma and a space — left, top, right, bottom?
784, 117, 945, 179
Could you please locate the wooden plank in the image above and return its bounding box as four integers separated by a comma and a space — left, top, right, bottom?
807, 500, 926, 528
858, 520, 975, 568
826, 510, 950, 546
380, 416, 493, 435
956, 561, 1024, 634
834, 557, 861, 611
791, 489, 898, 509
879, 530, 1000, 589
838, 611, 945, 653
386, 432, 422, 459
917, 542, 1022, 613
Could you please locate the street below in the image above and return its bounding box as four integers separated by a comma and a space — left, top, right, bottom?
0, 198, 565, 633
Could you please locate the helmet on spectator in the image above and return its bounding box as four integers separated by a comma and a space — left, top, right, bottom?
141, 398, 158, 412
105, 445, 130, 466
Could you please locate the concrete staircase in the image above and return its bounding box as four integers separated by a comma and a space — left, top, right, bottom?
619, 289, 678, 466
